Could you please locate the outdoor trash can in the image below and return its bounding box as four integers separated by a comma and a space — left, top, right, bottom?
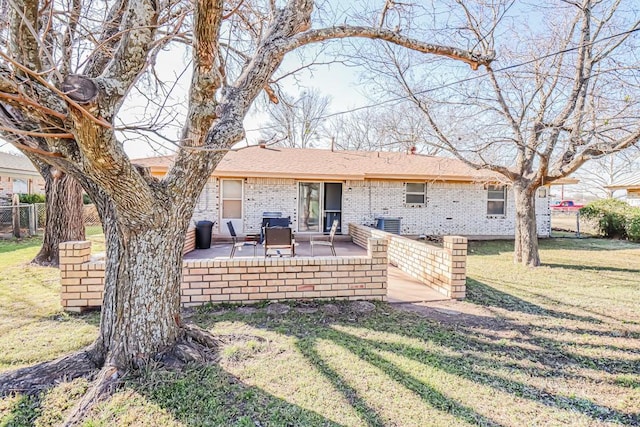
195, 220, 214, 249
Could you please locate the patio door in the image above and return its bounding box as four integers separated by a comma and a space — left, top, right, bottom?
221, 179, 243, 235
298, 182, 342, 233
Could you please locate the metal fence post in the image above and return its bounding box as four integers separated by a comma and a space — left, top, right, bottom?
576, 211, 581, 238
29, 204, 36, 236
12, 195, 20, 238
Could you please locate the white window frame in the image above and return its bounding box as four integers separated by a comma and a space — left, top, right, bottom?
537, 187, 548, 198
12, 178, 28, 194
487, 185, 507, 216
405, 182, 427, 206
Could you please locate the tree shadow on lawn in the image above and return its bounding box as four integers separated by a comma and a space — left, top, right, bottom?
338, 326, 638, 424
540, 237, 640, 251
0, 237, 42, 254
1, 364, 344, 427
518, 288, 640, 327
293, 339, 389, 426
467, 238, 636, 257
465, 278, 603, 324
199, 302, 639, 426
295, 336, 507, 427
128, 363, 345, 426
543, 263, 640, 274
5, 300, 638, 426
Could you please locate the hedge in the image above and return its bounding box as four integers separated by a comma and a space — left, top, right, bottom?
18, 193, 45, 204
579, 199, 640, 242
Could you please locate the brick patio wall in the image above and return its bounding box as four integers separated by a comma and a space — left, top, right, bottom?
184, 227, 196, 254
349, 223, 467, 299
59, 238, 388, 312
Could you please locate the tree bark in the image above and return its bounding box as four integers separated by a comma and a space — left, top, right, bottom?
93, 203, 189, 369
513, 183, 540, 267
33, 168, 85, 266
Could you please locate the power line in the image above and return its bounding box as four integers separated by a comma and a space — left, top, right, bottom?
245, 26, 640, 134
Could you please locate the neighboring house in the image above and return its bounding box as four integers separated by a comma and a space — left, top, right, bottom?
0, 151, 45, 204
606, 173, 640, 207
134, 147, 552, 239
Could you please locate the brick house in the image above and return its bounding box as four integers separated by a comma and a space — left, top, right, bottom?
135, 147, 551, 239
134, 147, 550, 238
0, 151, 45, 205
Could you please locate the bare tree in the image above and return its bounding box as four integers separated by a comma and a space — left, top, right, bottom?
361, 0, 640, 266
573, 150, 640, 199
0, 0, 491, 421
30, 159, 85, 266
262, 88, 331, 148
328, 103, 442, 154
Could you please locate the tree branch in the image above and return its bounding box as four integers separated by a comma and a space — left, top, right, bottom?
285, 26, 495, 70
100, 0, 159, 110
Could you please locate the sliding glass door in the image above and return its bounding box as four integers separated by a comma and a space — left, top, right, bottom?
298, 182, 320, 232
298, 182, 342, 233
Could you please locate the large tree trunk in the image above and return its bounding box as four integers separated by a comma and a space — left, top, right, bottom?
513, 183, 541, 267
92, 202, 190, 369
33, 168, 85, 266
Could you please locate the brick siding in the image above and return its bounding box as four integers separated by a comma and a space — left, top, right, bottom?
191, 178, 218, 223
0, 174, 45, 205
59, 238, 388, 312
349, 223, 467, 299
194, 177, 550, 238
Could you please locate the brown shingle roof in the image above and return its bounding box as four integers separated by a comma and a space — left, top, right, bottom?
131, 155, 175, 169
133, 147, 500, 182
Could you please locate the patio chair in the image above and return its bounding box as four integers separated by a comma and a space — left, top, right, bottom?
310, 219, 339, 256
264, 226, 295, 257
227, 221, 258, 258
260, 216, 291, 243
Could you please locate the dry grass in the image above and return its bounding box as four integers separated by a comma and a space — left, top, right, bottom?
1, 235, 639, 426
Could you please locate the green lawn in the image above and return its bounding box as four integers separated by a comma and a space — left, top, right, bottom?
1, 235, 639, 426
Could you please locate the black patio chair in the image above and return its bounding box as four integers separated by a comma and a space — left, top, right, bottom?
227, 221, 258, 258
260, 216, 291, 243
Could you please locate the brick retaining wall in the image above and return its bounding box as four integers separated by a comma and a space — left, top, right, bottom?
349, 224, 467, 299
59, 238, 388, 312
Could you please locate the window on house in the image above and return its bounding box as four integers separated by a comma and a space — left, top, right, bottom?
487, 185, 507, 215
537, 187, 548, 198
405, 183, 426, 205
12, 179, 28, 194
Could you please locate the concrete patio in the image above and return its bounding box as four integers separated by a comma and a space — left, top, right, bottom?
387, 266, 450, 303
184, 239, 367, 259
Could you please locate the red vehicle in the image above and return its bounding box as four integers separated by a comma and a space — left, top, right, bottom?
550, 200, 584, 212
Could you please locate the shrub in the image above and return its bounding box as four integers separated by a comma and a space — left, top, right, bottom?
579, 199, 630, 239
83, 194, 92, 205
626, 210, 640, 242
18, 193, 45, 204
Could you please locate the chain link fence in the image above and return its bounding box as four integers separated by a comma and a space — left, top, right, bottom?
83, 204, 101, 226
550, 211, 598, 237
0, 203, 101, 238
0, 204, 39, 237
34, 203, 46, 230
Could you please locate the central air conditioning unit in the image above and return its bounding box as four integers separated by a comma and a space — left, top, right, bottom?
375, 217, 401, 235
